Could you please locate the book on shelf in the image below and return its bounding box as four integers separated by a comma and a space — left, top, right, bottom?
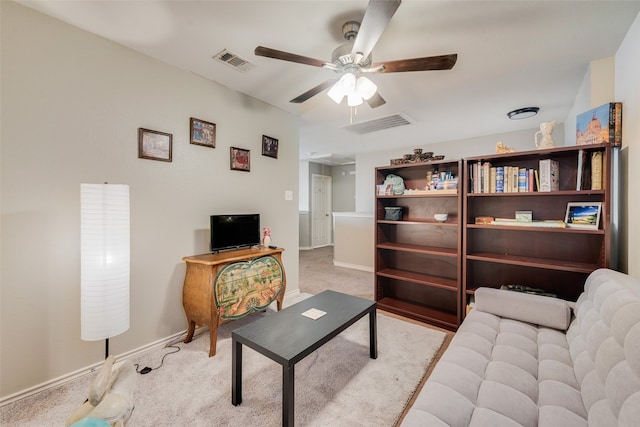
539, 159, 559, 192
490, 219, 566, 228
510, 166, 519, 192
591, 151, 603, 190
495, 166, 504, 193
576, 102, 622, 146
518, 168, 528, 192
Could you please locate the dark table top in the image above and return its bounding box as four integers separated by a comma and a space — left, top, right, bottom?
232, 290, 376, 366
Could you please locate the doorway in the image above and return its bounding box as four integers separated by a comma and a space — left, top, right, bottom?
311, 174, 332, 248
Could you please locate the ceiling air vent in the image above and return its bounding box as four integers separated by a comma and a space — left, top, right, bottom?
213, 49, 255, 72
341, 113, 414, 135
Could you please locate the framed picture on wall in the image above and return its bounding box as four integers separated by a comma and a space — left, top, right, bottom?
262, 135, 279, 159
190, 117, 216, 148
138, 128, 172, 162
230, 147, 250, 172
564, 202, 602, 229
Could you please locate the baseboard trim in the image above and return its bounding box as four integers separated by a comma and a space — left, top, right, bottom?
0, 329, 190, 406
333, 260, 374, 272
1, 289, 302, 407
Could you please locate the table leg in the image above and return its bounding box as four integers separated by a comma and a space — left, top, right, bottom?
369, 309, 378, 359
282, 364, 294, 427
232, 339, 242, 406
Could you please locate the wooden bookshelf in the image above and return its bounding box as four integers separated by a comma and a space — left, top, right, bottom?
375, 160, 463, 330
463, 144, 615, 308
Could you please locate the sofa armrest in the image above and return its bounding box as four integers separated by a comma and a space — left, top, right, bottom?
474, 287, 571, 330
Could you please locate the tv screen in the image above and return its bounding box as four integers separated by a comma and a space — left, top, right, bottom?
210, 214, 260, 252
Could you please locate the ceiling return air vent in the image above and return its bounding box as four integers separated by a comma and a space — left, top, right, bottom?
213, 49, 255, 72
341, 113, 415, 135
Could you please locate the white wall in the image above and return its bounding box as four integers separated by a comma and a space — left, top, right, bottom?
1, 2, 299, 398
615, 11, 640, 277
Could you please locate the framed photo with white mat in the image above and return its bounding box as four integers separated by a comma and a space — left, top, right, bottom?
564, 202, 601, 229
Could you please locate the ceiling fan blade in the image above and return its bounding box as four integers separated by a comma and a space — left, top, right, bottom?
290, 79, 338, 103
366, 92, 386, 108
371, 54, 458, 73
351, 0, 401, 59
255, 46, 330, 68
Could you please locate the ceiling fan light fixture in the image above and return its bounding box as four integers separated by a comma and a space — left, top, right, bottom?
339, 72, 356, 90
347, 93, 363, 107
507, 107, 540, 120
356, 76, 377, 100
327, 83, 346, 104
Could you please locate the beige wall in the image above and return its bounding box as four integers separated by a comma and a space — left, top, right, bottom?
1, 2, 299, 398
332, 213, 373, 271
616, 11, 640, 277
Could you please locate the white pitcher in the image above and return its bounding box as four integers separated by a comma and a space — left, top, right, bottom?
535, 120, 557, 149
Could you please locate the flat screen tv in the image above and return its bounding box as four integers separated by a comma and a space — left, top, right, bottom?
210, 214, 260, 252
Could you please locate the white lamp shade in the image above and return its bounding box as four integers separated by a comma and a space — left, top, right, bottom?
356, 76, 377, 100
327, 82, 346, 104
80, 183, 130, 341
347, 93, 363, 107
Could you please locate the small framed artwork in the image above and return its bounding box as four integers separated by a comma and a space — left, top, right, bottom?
138, 128, 172, 162
564, 202, 602, 229
230, 147, 250, 172
190, 117, 216, 148
262, 135, 279, 159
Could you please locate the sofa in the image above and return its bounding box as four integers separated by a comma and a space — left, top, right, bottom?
401, 268, 640, 426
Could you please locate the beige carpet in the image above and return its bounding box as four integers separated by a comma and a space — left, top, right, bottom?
1, 294, 446, 426
299, 246, 373, 300
1, 248, 449, 426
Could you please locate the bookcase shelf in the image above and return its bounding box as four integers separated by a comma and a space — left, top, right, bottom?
376, 297, 458, 329
375, 159, 463, 330
463, 144, 615, 308
377, 242, 458, 257
466, 252, 600, 273
466, 224, 605, 234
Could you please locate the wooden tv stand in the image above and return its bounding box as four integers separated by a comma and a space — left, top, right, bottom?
182, 247, 286, 356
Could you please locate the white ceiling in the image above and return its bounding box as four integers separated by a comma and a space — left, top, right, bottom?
20, 0, 640, 164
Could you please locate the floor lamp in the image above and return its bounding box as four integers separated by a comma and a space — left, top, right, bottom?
80, 183, 130, 359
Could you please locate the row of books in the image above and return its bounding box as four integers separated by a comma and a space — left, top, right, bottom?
469, 151, 604, 193
469, 160, 558, 193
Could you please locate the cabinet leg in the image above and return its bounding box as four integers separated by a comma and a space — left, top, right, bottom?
208, 322, 219, 357
184, 320, 196, 344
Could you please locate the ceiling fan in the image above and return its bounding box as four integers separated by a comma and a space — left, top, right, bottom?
254, 0, 457, 109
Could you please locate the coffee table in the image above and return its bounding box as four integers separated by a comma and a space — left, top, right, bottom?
231, 290, 377, 427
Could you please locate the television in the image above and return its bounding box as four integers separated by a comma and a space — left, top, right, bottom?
210, 214, 260, 252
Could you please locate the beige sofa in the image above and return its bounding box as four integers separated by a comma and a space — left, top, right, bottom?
401, 268, 640, 426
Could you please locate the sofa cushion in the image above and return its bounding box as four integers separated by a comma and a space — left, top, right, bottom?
475, 287, 571, 330
566, 269, 640, 426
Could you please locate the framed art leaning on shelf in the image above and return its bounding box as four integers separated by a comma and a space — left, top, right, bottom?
565, 202, 602, 229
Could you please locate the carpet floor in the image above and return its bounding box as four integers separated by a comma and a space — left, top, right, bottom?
299, 246, 373, 300
1, 248, 451, 426
1, 293, 445, 426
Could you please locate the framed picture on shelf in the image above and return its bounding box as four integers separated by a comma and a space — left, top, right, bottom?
138, 128, 172, 162
230, 147, 250, 172
190, 117, 216, 148
564, 202, 602, 229
262, 135, 278, 159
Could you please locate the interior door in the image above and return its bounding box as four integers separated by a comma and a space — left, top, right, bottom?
311, 174, 332, 248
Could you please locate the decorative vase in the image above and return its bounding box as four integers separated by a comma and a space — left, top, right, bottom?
262, 227, 271, 248
534, 121, 557, 149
